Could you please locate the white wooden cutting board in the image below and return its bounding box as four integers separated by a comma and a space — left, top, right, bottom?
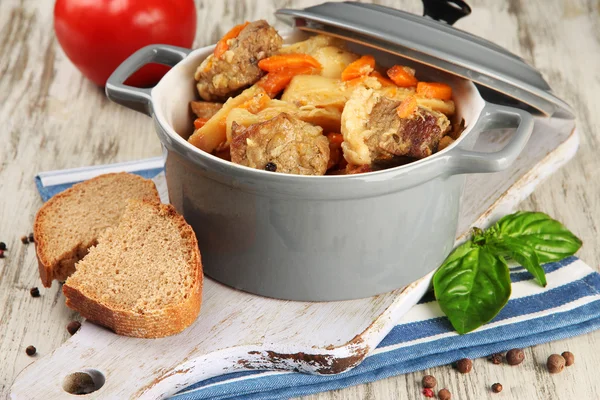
9, 117, 577, 399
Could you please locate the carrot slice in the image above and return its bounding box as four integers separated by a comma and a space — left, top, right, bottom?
416, 82, 453, 100
258, 54, 322, 72
326, 133, 344, 170
327, 146, 342, 170
258, 72, 292, 97
345, 71, 397, 88
194, 117, 210, 129
327, 133, 344, 147
341, 55, 375, 81
396, 96, 418, 119
369, 71, 397, 87
338, 156, 348, 170
203, 57, 214, 72
386, 65, 418, 87
214, 22, 249, 59
344, 75, 369, 87
239, 90, 270, 113
258, 66, 316, 97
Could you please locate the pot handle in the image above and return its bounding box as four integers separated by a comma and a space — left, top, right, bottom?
105, 45, 191, 116
447, 103, 534, 174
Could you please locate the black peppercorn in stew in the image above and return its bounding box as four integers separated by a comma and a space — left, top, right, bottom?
187, 21, 458, 176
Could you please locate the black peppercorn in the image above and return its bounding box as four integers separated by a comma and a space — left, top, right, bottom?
21, 236, 28, 244
492, 383, 503, 393
456, 358, 472, 373
28, 233, 34, 243
488, 353, 503, 364
30, 287, 40, 298
0, 242, 6, 250
25, 345, 36, 356
67, 321, 82, 335
506, 348, 525, 365
422, 375, 436, 389
547, 354, 565, 373
438, 388, 451, 400
264, 162, 277, 172
562, 351, 574, 366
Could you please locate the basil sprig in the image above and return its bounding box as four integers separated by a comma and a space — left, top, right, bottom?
433, 211, 582, 335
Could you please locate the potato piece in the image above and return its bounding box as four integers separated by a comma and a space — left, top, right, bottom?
312, 46, 359, 79
414, 97, 455, 116
281, 75, 350, 111
188, 86, 264, 152
257, 100, 341, 132
225, 108, 262, 143
260, 99, 299, 114
377, 85, 415, 98
190, 101, 223, 119
279, 34, 344, 55
438, 135, 455, 151
296, 105, 342, 133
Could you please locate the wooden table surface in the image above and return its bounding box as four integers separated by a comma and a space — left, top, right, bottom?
1, 0, 598, 399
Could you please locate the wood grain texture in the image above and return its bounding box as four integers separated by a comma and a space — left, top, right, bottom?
0, 0, 598, 399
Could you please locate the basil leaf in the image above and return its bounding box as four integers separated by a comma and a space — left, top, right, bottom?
433, 242, 511, 334
488, 238, 546, 287
493, 211, 582, 263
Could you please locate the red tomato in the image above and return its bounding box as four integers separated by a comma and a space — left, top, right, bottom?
54, 0, 197, 87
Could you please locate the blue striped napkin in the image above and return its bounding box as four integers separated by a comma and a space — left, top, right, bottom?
36, 159, 600, 400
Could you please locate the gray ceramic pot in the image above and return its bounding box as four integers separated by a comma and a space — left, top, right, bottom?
106, 32, 533, 301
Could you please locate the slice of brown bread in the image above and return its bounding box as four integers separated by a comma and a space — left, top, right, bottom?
34, 172, 160, 287
63, 200, 203, 338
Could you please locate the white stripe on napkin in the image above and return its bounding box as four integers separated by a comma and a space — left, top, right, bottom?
373, 291, 600, 354
38, 156, 164, 187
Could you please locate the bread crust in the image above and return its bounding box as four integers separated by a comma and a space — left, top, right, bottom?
34, 173, 159, 287
63, 201, 203, 338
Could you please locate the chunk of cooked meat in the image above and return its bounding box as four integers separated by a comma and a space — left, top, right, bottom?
230, 113, 329, 176
341, 87, 450, 165
367, 96, 450, 160
190, 101, 223, 119
195, 20, 283, 101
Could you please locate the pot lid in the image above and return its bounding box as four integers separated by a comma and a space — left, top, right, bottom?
276, 1, 574, 119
